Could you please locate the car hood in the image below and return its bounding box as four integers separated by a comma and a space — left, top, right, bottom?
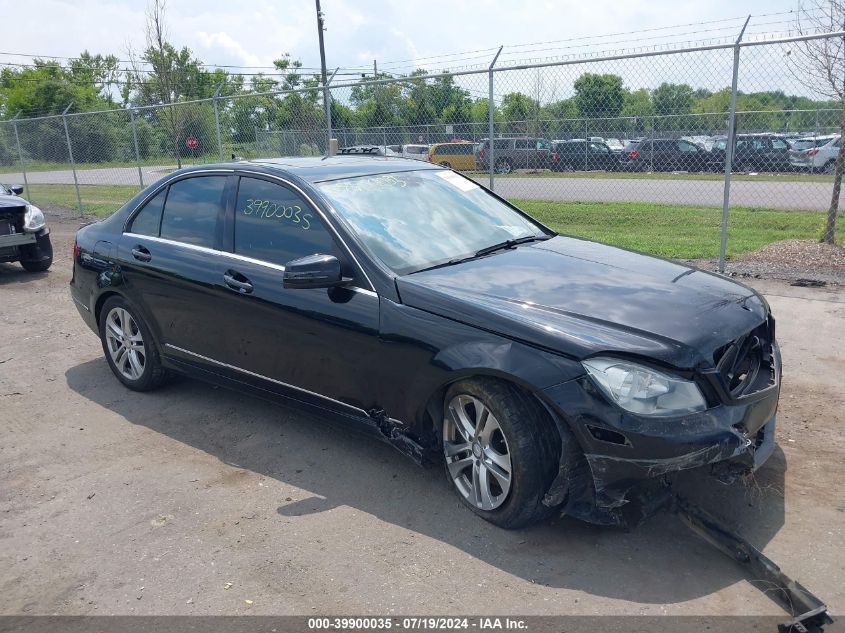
0, 195, 28, 209
396, 236, 768, 368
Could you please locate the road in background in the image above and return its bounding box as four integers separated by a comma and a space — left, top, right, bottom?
0, 165, 840, 210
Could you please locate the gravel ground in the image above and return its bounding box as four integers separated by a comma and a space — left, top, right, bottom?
692, 239, 845, 287
1, 214, 843, 621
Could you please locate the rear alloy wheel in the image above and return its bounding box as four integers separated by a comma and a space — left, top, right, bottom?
442, 378, 562, 529
99, 296, 168, 391
494, 159, 512, 174
823, 160, 836, 175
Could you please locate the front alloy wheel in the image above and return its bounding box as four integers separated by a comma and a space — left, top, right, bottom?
444, 394, 512, 510
441, 378, 567, 529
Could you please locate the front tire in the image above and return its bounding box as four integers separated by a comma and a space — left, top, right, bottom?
20, 237, 53, 272
442, 378, 560, 529
99, 296, 168, 392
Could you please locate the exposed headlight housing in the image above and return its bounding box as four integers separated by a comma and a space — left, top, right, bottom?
23, 204, 45, 232
582, 357, 707, 417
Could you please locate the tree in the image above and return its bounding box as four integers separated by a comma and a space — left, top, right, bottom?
129, 0, 205, 166
652, 83, 694, 117
573, 73, 625, 119
789, 0, 845, 244
500, 92, 538, 133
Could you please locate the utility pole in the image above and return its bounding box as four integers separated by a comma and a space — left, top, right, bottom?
315, 0, 330, 153
315, 0, 328, 87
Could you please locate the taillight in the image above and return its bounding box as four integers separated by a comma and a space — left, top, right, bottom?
627, 150, 639, 158
807, 148, 820, 156
551, 152, 558, 161
427, 153, 433, 162
479, 148, 486, 160
72, 241, 79, 258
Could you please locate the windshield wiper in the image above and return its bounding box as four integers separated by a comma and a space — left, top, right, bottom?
409, 235, 553, 275
473, 234, 552, 258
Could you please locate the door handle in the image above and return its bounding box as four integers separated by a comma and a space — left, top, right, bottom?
223, 271, 253, 294
131, 245, 151, 262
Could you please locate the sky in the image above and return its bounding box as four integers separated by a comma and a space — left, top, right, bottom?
0, 0, 805, 79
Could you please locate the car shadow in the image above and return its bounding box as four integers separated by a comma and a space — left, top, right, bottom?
65, 358, 786, 606
0, 262, 49, 285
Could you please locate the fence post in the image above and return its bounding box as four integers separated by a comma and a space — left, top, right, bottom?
130, 108, 144, 187
323, 67, 339, 154
61, 103, 83, 215
719, 15, 750, 273
10, 114, 30, 202
213, 82, 224, 162
488, 46, 503, 190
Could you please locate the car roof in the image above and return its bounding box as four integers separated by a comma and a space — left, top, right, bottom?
182, 156, 442, 183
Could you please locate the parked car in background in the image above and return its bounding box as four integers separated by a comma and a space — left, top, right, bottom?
551, 140, 619, 172
476, 137, 553, 173
790, 135, 841, 173
619, 138, 709, 172
427, 142, 477, 171
339, 145, 401, 156
604, 138, 625, 153
708, 133, 792, 173
0, 184, 53, 272
400, 144, 429, 160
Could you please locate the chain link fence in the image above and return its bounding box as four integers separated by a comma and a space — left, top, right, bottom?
1, 31, 843, 265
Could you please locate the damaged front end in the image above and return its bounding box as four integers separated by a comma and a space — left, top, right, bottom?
542, 319, 781, 528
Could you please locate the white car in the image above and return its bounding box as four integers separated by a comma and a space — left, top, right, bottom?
400, 144, 429, 160
790, 134, 841, 172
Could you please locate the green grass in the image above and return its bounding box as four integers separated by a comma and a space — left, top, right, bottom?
27, 183, 141, 216
517, 199, 842, 259
27, 183, 840, 260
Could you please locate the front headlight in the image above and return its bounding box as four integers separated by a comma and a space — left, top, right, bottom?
582, 357, 707, 417
23, 204, 45, 232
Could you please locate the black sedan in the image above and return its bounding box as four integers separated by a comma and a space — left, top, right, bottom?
1, 184, 53, 272
70, 158, 780, 529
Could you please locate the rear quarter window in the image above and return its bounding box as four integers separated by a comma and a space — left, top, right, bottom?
128, 188, 167, 236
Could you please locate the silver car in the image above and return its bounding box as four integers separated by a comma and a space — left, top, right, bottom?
789, 134, 840, 172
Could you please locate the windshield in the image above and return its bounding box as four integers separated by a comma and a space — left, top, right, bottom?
317, 170, 548, 274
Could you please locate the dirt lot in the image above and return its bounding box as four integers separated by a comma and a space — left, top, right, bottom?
1, 215, 843, 618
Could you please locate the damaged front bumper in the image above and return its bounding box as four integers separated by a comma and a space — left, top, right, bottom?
542, 344, 781, 525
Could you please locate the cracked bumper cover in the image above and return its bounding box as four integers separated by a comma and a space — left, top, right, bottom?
542, 346, 780, 517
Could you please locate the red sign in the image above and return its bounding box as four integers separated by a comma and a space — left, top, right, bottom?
185, 135, 199, 150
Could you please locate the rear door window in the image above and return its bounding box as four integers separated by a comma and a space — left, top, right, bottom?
234, 177, 336, 267
129, 188, 167, 236
159, 176, 227, 248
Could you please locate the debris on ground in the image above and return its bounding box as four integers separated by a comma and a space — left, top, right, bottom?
692, 239, 845, 285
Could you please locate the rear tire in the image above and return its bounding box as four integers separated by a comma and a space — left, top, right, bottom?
494, 158, 513, 174
442, 377, 562, 529
99, 296, 168, 392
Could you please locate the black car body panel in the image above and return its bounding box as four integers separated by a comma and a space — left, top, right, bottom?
551, 141, 620, 171
708, 133, 793, 172
619, 138, 710, 172
70, 158, 781, 525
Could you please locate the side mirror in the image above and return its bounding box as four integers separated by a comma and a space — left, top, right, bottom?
283, 253, 351, 290
9, 185, 24, 196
